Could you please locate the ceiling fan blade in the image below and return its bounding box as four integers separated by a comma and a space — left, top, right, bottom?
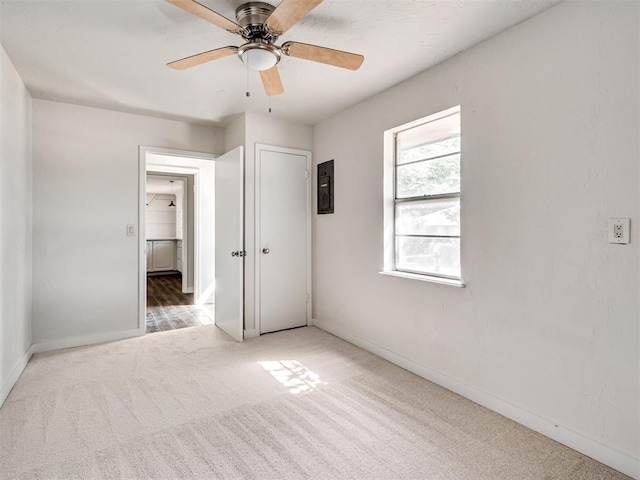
265, 0, 323, 35
167, 46, 238, 70
260, 66, 285, 96
282, 41, 364, 70
165, 0, 244, 34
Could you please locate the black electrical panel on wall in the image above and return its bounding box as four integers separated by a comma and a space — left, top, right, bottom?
317, 160, 334, 214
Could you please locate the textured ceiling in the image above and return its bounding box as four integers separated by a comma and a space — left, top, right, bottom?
1, 0, 561, 126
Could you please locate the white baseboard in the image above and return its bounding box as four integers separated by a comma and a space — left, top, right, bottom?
30, 327, 145, 355
0, 344, 36, 408
312, 318, 639, 480
244, 328, 259, 339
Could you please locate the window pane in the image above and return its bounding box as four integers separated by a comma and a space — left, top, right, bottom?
396, 236, 460, 278
396, 198, 460, 236
396, 154, 460, 198
397, 113, 460, 164
398, 136, 460, 164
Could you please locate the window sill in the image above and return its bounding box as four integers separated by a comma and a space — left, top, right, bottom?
379, 270, 465, 287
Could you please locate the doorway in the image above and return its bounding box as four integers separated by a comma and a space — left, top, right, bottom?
138, 146, 217, 334
146, 174, 189, 292
145, 173, 214, 333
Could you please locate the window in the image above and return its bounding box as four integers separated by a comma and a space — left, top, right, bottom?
383, 106, 462, 284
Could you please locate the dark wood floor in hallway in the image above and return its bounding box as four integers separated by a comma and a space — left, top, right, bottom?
146, 273, 214, 334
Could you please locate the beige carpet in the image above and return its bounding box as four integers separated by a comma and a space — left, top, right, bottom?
0, 326, 630, 479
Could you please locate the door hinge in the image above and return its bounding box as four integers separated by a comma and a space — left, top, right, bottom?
193, 185, 196, 193
305, 171, 309, 179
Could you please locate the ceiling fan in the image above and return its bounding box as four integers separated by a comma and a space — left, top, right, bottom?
165, 0, 364, 96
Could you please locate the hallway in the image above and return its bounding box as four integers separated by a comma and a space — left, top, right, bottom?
146, 274, 214, 333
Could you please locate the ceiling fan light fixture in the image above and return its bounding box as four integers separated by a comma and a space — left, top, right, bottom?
238, 42, 280, 71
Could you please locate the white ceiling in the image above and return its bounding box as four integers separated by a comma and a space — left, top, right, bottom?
1, 0, 561, 126
147, 175, 182, 194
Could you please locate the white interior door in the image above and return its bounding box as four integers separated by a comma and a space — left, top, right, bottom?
215, 146, 244, 342
258, 146, 310, 334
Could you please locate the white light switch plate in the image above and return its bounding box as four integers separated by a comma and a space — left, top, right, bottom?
608, 218, 630, 244
127, 224, 135, 236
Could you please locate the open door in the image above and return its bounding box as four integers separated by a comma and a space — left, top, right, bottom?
215, 146, 244, 342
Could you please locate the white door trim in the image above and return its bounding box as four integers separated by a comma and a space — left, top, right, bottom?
138, 146, 217, 334
254, 143, 312, 335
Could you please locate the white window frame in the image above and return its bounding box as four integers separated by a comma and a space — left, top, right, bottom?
381, 105, 464, 287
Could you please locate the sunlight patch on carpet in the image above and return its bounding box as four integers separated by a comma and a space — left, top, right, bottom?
258, 360, 324, 394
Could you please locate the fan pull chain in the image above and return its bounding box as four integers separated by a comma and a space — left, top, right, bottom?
245, 63, 250, 97
269, 96, 272, 114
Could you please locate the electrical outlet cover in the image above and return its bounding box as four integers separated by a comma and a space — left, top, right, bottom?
608, 218, 630, 244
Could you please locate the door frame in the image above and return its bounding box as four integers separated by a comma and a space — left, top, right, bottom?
138, 146, 217, 333
254, 143, 312, 335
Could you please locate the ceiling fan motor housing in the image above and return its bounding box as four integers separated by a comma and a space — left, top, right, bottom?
236, 2, 278, 42
236, 2, 282, 71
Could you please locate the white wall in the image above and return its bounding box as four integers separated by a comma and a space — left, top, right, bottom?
32, 100, 223, 347
0, 46, 32, 405
312, 1, 639, 476
145, 193, 178, 239
227, 113, 313, 333
224, 114, 245, 152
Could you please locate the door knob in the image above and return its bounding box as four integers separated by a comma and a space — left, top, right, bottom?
262, 248, 270, 254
